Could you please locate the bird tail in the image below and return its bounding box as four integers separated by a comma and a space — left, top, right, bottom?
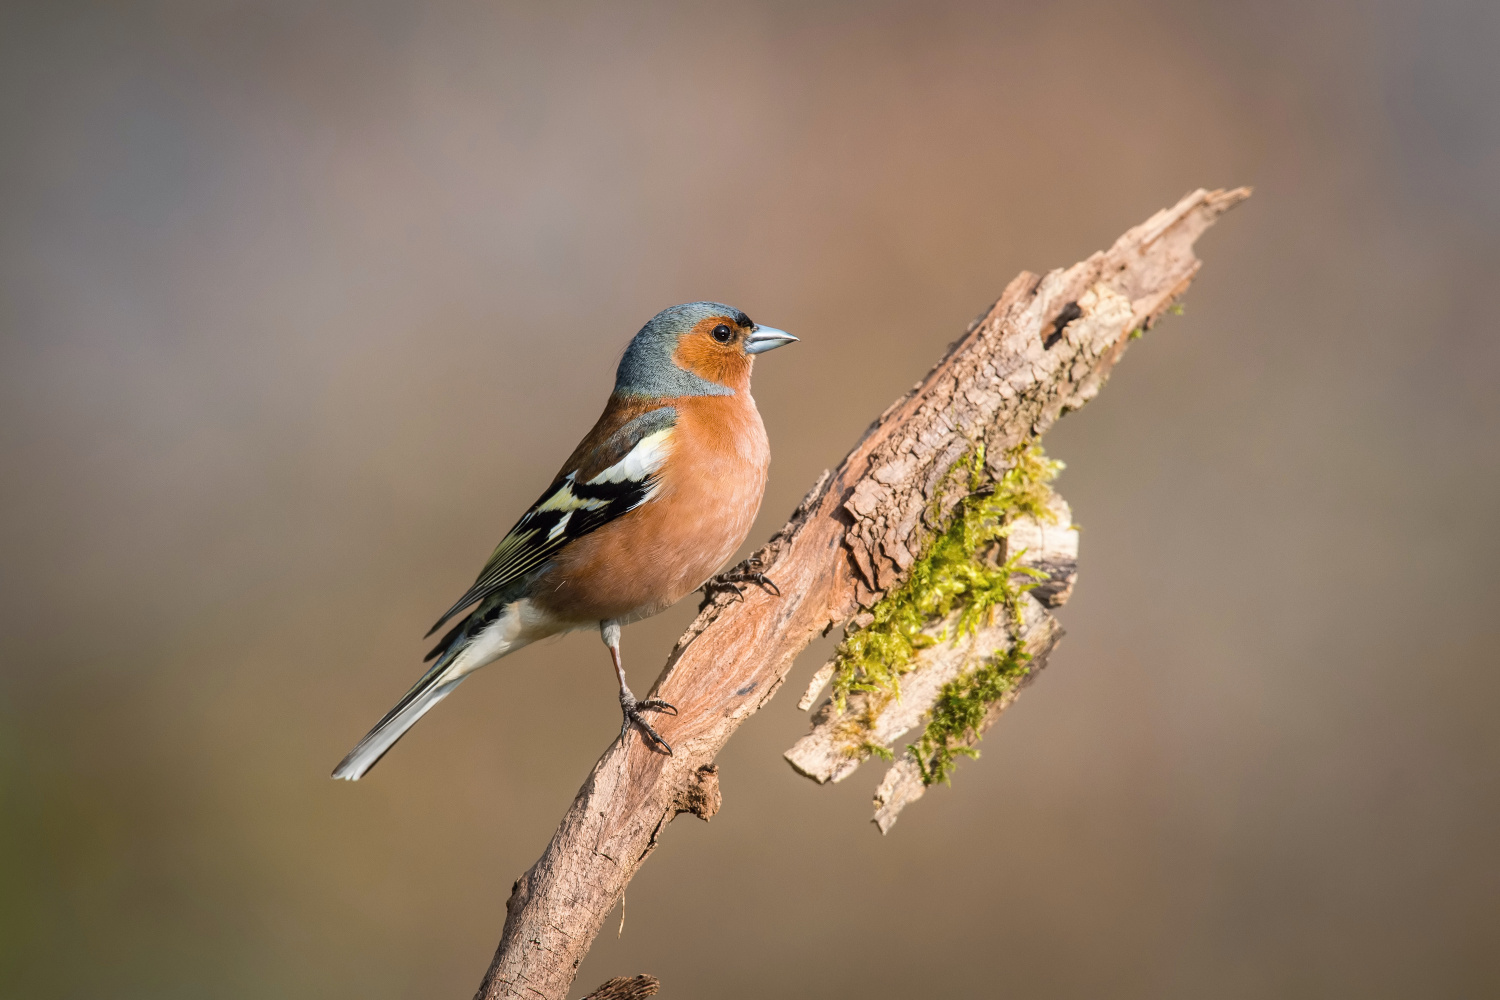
331, 599, 530, 781
331, 659, 467, 781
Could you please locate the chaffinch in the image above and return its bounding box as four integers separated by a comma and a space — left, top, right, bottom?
333, 302, 797, 780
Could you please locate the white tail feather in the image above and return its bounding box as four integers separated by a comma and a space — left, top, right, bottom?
331, 599, 553, 781
331, 676, 465, 781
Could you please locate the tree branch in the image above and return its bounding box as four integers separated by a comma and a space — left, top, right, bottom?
474, 187, 1250, 1000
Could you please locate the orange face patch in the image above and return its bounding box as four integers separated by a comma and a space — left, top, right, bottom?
672, 316, 755, 391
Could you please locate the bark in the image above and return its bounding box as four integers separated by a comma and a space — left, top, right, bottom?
474, 187, 1250, 1000
579, 976, 659, 1000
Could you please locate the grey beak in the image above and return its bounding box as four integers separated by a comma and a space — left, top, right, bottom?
744, 325, 798, 354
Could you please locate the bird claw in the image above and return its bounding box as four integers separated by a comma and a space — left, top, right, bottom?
699, 560, 782, 608
737, 572, 782, 597
620, 694, 676, 755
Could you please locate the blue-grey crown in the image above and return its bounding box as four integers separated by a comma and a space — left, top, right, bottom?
614, 301, 748, 398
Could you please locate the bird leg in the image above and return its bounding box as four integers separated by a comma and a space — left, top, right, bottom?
698, 556, 781, 609
600, 620, 676, 755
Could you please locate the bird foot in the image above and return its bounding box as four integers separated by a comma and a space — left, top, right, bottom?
699, 559, 781, 609
620, 693, 677, 755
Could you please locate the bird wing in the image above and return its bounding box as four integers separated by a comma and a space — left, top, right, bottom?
424, 405, 678, 637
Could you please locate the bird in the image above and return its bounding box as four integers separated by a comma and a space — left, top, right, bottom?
332, 302, 797, 780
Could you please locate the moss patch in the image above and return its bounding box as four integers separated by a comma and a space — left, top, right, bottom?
829, 441, 1062, 727
908, 643, 1033, 785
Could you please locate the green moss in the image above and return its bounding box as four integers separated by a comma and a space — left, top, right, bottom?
908, 643, 1033, 785
829, 441, 1062, 729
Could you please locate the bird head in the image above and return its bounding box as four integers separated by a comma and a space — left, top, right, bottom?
615, 301, 797, 398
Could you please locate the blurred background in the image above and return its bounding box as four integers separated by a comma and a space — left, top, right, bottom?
2, 1, 1498, 997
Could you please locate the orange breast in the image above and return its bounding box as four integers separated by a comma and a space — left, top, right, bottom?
532, 392, 770, 625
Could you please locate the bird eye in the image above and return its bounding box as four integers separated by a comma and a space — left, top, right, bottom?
711, 324, 734, 344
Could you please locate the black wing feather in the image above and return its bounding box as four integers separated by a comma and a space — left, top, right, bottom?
423, 407, 677, 637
